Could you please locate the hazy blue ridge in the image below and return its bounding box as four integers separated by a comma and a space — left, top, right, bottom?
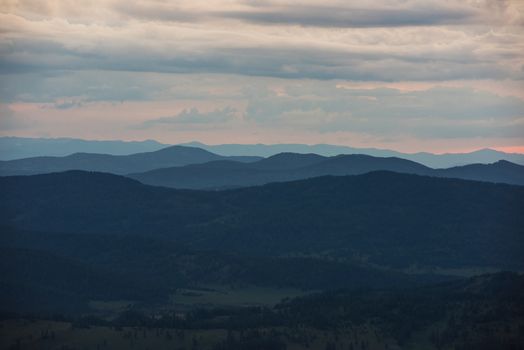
129, 153, 524, 189
0, 144, 261, 176
182, 141, 524, 168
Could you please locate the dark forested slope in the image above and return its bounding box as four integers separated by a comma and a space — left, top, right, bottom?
2, 170, 523, 270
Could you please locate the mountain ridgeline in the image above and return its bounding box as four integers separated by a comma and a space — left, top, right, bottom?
0, 145, 261, 176
129, 152, 524, 189
1, 144, 523, 187
0, 136, 168, 160
182, 141, 524, 167
3, 137, 524, 167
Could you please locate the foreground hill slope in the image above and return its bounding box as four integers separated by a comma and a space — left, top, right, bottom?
2, 170, 523, 270
0, 145, 261, 176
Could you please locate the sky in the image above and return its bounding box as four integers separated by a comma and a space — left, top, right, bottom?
0, 0, 523, 153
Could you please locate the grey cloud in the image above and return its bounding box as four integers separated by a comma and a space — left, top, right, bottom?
0, 104, 31, 130
113, 2, 203, 23
245, 86, 524, 139
0, 0, 522, 119
52, 100, 84, 110
221, 5, 478, 28
111, 1, 486, 28
0, 71, 155, 103
410, 119, 524, 139
140, 107, 237, 128
0, 38, 516, 85
1, 1, 522, 85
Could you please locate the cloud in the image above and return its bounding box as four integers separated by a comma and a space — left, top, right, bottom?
245, 85, 524, 139
0, 1, 522, 82
0, 71, 157, 103
51, 99, 84, 110
0, 0, 523, 151
0, 104, 31, 130
113, 2, 205, 23
140, 106, 238, 128
221, 4, 478, 28
111, 1, 518, 28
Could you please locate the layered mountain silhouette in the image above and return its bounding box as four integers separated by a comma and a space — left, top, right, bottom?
183, 141, 524, 167
0, 136, 168, 160
2, 142, 522, 187
0, 145, 261, 176
129, 153, 524, 189
3, 137, 523, 167
433, 160, 524, 185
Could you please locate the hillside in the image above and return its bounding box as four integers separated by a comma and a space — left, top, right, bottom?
2, 170, 523, 271
435, 160, 524, 184
1, 170, 523, 343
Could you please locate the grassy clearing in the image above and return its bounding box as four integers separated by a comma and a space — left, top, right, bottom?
169, 285, 311, 309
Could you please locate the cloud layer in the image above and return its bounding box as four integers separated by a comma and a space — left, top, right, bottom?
0, 0, 523, 152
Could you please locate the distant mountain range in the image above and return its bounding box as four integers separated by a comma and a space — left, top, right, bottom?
0, 145, 261, 176
0, 136, 168, 160
2, 142, 523, 186
183, 141, 524, 168
129, 153, 524, 188
2, 137, 523, 168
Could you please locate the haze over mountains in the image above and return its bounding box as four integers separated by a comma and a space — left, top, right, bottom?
1, 141, 523, 187
0, 137, 167, 160
2, 141, 523, 348
130, 153, 524, 189
2, 136, 524, 168
183, 141, 524, 168
3, 0, 523, 346
1, 136, 523, 311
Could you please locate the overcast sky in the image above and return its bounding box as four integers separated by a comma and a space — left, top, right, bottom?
0, 0, 523, 153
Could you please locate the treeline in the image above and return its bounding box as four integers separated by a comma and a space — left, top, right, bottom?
3, 272, 523, 349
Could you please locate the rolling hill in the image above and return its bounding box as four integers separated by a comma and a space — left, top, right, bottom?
1, 170, 523, 315
0, 145, 261, 176
2, 170, 523, 270
129, 152, 524, 189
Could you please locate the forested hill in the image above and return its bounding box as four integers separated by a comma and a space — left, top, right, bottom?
2, 170, 523, 271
